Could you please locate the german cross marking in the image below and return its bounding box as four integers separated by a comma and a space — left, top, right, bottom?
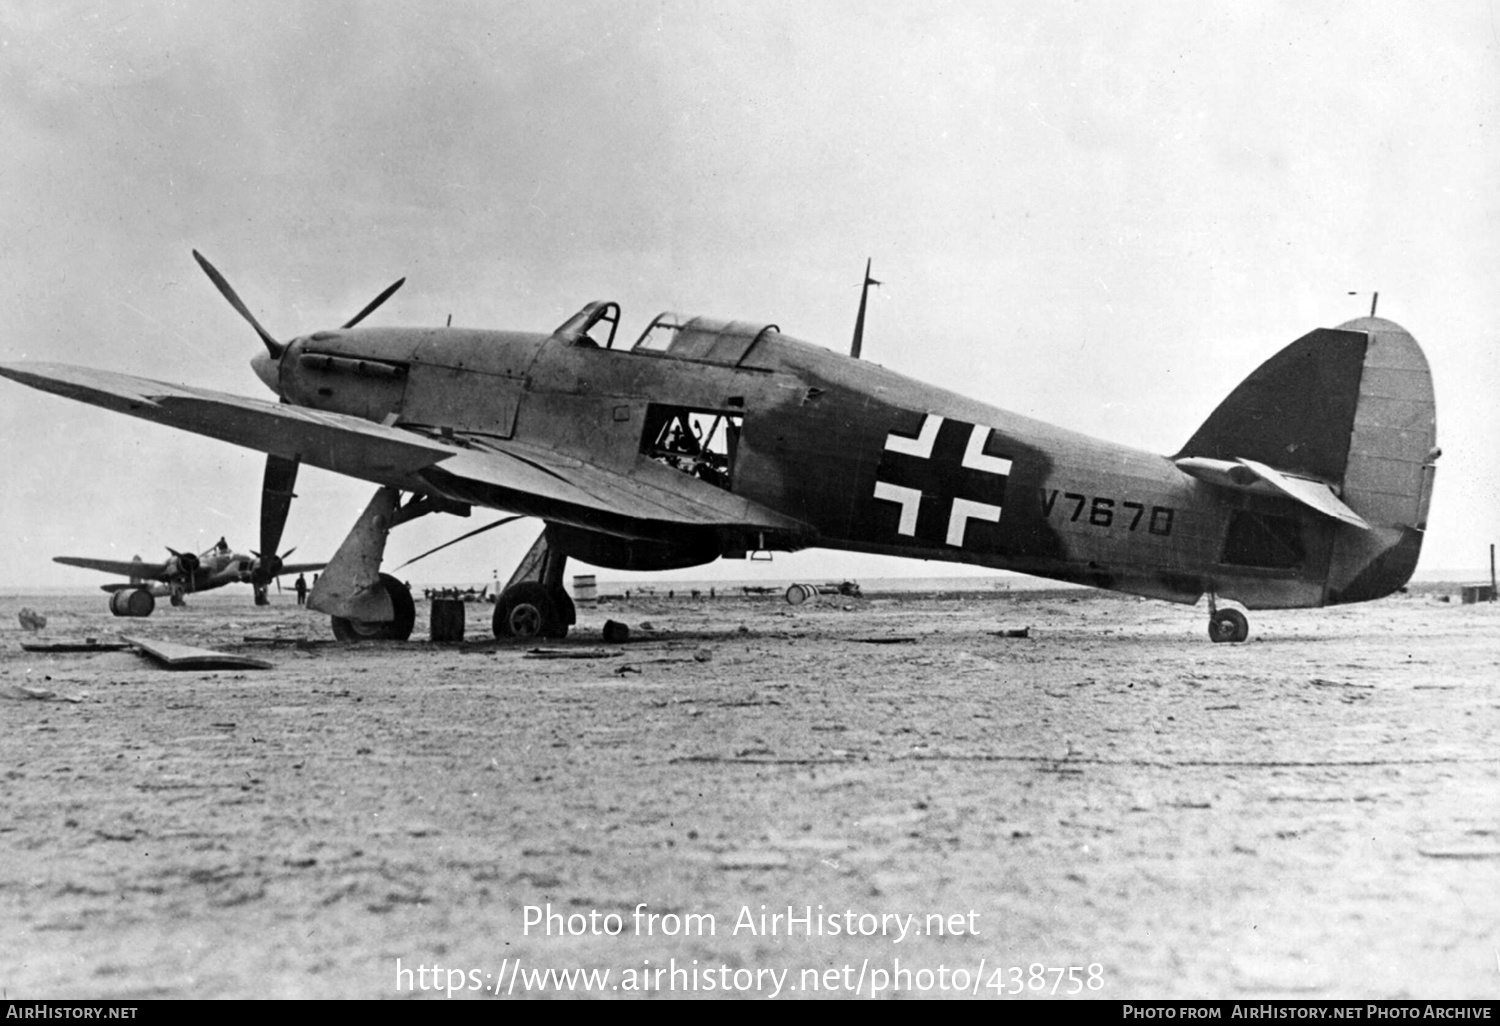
872, 412, 1013, 548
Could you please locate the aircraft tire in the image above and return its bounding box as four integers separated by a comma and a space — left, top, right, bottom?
494, 582, 559, 640
547, 586, 575, 639
169, 587, 185, 608
329, 574, 415, 642
1209, 608, 1249, 644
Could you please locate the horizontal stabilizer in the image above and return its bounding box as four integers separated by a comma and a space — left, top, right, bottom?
1174, 456, 1370, 529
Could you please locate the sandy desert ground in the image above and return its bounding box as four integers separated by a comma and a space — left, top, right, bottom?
1, 585, 1496, 1000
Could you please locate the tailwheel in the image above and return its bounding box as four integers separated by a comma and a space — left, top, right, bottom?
330, 573, 415, 642
494, 582, 567, 640
1208, 608, 1250, 644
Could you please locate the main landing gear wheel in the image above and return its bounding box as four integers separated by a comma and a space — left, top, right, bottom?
1209, 608, 1250, 644
330, 573, 415, 642
494, 582, 569, 640
549, 587, 575, 639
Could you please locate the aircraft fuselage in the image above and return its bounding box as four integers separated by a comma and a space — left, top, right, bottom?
268, 312, 1430, 611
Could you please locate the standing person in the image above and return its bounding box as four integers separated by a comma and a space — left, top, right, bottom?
295, 573, 308, 606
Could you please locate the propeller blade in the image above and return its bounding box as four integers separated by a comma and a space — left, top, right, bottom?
391, 516, 525, 572
342, 278, 407, 329
257, 454, 300, 583
192, 250, 284, 359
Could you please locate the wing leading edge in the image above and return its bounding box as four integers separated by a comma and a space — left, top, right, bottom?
2, 361, 806, 540
53, 556, 172, 579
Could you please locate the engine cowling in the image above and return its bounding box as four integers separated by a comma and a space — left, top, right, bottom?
165, 550, 201, 578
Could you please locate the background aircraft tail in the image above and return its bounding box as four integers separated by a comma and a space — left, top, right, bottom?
1176, 317, 1438, 604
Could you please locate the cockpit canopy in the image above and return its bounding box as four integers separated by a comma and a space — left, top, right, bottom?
552, 301, 780, 367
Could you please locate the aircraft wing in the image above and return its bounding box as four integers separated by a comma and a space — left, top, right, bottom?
99, 582, 172, 596
2, 362, 807, 537
431, 441, 807, 532
54, 556, 172, 580
272, 562, 328, 577
0, 363, 457, 481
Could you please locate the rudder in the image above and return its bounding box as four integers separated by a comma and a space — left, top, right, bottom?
1324, 317, 1438, 602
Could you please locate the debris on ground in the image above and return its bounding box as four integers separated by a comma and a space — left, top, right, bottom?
1, 682, 81, 703
524, 648, 625, 660
21, 639, 129, 653
122, 636, 274, 671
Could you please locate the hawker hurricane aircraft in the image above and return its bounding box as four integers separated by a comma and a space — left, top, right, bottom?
0, 251, 1437, 642
55, 537, 326, 616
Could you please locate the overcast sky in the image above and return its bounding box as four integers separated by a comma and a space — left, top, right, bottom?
1, 0, 1495, 592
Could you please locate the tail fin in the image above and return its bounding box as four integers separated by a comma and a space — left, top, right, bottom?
1175, 325, 1370, 481
1176, 317, 1438, 603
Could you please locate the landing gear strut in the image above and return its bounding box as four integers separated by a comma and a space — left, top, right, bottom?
1207, 594, 1249, 643
310, 487, 430, 643
494, 528, 575, 640
308, 485, 571, 643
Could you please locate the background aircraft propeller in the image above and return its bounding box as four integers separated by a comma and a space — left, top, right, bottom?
249, 546, 298, 586
191, 252, 406, 599
164, 546, 201, 582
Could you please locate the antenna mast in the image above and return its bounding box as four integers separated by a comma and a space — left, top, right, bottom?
850, 258, 882, 359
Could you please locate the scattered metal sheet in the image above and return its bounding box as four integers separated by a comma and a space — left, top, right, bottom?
849, 636, 918, 644
122, 636, 274, 670
21, 639, 131, 653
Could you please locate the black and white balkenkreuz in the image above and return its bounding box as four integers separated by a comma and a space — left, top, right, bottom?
870, 412, 1013, 549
